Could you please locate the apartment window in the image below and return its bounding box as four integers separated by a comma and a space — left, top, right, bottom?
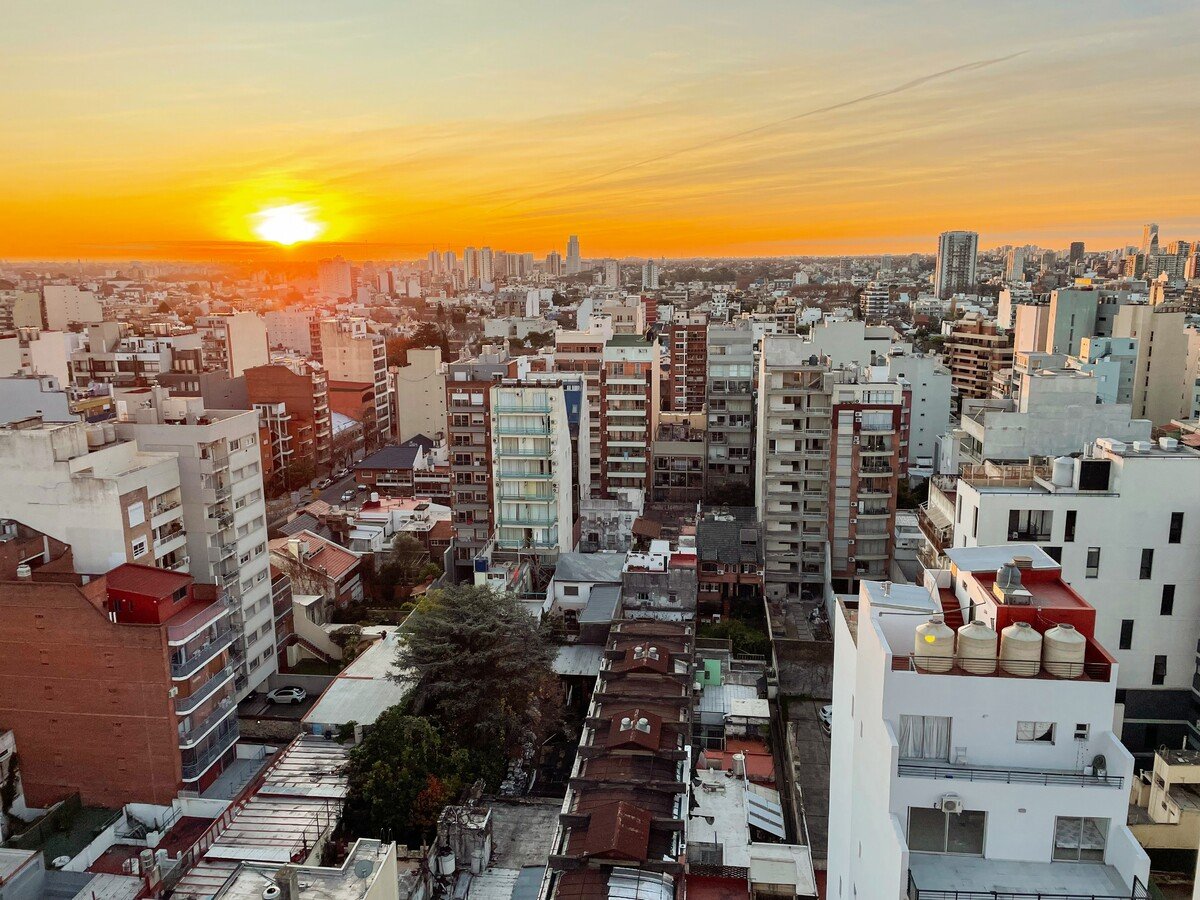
1153, 655, 1168, 686
1140, 548, 1154, 580
972, 508, 978, 539
897, 714, 951, 760
131, 538, 147, 558
1119, 619, 1134, 650
1162, 584, 1176, 615
1085, 547, 1101, 578
1043, 546, 1062, 563
1064, 510, 1077, 542
908, 807, 986, 856
1169, 511, 1184, 544
1016, 721, 1055, 743
1053, 817, 1108, 862
1007, 509, 1052, 542
563, 585, 579, 597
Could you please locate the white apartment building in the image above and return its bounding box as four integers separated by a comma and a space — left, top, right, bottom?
599, 334, 661, 499
554, 326, 610, 501
319, 318, 391, 447
196, 313, 270, 378
117, 390, 277, 696
393, 347, 446, 442
950, 436, 1200, 756
1113, 303, 1190, 425
262, 308, 316, 355
317, 255, 353, 299
802, 318, 912, 367
490, 383, 573, 557
0, 418, 186, 573
598, 296, 646, 335
42, 284, 103, 331
880, 352, 951, 476
829, 561, 1150, 900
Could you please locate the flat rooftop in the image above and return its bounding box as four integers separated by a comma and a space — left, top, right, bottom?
213, 839, 391, 900
908, 853, 1133, 897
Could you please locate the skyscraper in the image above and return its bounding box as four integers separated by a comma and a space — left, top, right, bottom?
427, 250, 441, 274
479, 247, 494, 283
463, 246, 478, 282
933, 230, 978, 299
1003, 247, 1025, 282
443, 250, 456, 275
1141, 223, 1159, 254
565, 234, 581, 275
1069, 241, 1085, 263
545, 250, 562, 276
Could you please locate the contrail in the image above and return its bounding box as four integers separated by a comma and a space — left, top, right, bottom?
497, 51, 1027, 210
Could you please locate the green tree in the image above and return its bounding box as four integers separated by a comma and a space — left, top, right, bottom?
373, 534, 441, 602
341, 710, 470, 844
394, 585, 560, 772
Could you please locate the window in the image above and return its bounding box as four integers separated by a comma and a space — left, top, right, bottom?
1043, 546, 1062, 563
1140, 548, 1154, 580
1064, 510, 1077, 542
127, 501, 146, 528
1016, 721, 1055, 743
972, 507, 978, 539
897, 714, 951, 760
1170, 512, 1184, 544
1162, 584, 1175, 616
1007, 509, 1052, 542
908, 807, 986, 855
1053, 817, 1108, 862
1085, 547, 1101, 578
131, 538, 147, 558
1153, 655, 1167, 686
1119, 619, 1134, 650
562, 585, 579, 597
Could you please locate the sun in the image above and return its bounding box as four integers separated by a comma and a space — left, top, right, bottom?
252, 203, 323, 246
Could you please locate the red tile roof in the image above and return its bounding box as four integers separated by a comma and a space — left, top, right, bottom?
580, 800, 652, 861
606, 709, 664, 752
104, 562, 191, 599
269, 531, 360, 581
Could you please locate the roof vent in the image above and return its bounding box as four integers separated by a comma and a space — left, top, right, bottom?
635, 717, 652, 733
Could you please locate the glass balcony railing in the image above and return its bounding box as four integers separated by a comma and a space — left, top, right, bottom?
174, 665, 235, 716
170, 624, 234, 679
179, 697, 237, 749
180, 719, 238, 781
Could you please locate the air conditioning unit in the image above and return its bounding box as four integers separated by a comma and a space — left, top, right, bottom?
938, 794, 963, 814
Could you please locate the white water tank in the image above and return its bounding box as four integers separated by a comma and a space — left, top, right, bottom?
370, 492, 380, 502
999, 622, 1043, 676
1051, 456, 1074, 487
86, 424, 106, 447
956, 622, 998, 674
1043, 623, 1087, 678
732, 753, 747, 778
1159, 437, 1180, 452
914, 616, 956, 672
102, 422, 117, 443
436, 849, 456, 877
1131, 440, 1153, 453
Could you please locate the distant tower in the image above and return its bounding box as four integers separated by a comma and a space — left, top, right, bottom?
545, 250, 562, 276
933, 231, 979, 299
479, 247, 494, 283
566, 235, 582, 275
641, 258, 660, 290
463, 247, 478, 283
1069, 241, 1085, 264
602, 259, 620, 288
427, 250, 441, 274
1141, 223, 1159, 255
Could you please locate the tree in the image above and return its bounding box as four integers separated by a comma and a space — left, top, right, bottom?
341, 709, 471, 845
394, 585, 560, 771
372, 534, 441, 603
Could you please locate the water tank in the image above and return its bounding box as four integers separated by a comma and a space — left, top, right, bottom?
732, 753, 747, 778
914, 616, 956, 673
1159, 437, 1180, 452
956, 622, 998, 674
1131, 440, 1153, 453
102, 422, 116, 443
1051, 456, 1074, 487
1043, 623, 1087, 679
370, 492, 380, 502
436, 848, 456, 877
999, 622, 1043, 676
86, 424, 106, 447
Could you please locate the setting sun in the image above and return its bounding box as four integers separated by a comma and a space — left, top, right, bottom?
252, 203, 323, 246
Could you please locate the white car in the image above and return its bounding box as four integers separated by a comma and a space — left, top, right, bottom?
340, 489, 356, 503
266, 686, 307, 705
818, 704, 833, 729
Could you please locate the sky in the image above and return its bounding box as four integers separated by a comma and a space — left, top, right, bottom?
2, 0, 1199, 261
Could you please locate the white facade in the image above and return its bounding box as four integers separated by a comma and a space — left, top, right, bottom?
42, 284, 103, 331
263, 309, 316, 355
197, 313, 269, 378
318, 255, 353, 299
883, 353, 951, 476
828, 577, 1149, 900
393, 347, 446, 442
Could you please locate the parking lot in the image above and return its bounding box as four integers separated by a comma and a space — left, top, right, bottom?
238, 690, 318, 721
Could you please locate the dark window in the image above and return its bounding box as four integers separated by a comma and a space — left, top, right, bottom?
1140, 548, 1154, 580
1008, 509, 1052, 542
1119, 619, 1134, 650
1162, 584, 1176, 615
1170, 512, 1184, 544
1043, 546, 1062, 563
1153, 655, 1167, 686
972, 507, 978, 538
1064, 510, 1077, 543
1085, 547, 1100, 578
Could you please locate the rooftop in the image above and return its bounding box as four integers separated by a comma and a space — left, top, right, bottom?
302, 629, 414, 729
269, 531, 359, 582
907, 854, 1137, 899
212, 839, 392, 900
554, 552, 626, 584
354, 444, 422, 471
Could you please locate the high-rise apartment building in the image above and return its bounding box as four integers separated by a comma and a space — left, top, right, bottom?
705, 322, 755, 495
490, 382, 574, 558
599, 334, 661, 499
883, 352, 951, 476
319, 318, 391, 449
317, 255, 353, 299
393, 347, 447, 443
554, 323, 612, 500
1113, 303, 1190, 425
666, 311, 707, 412
565, 234, 581, 275
943, 314, 1013, 400
262, 308, 316, 356
479, 247, 494, 283
1141, 222, 1160, 255
196, 313, 269, 378
463, 246, 478, 283
1004, 247, 1026, 282
244, 357, 334, 479
602, 259, 620, 288
545, 250, 563, 276
933, 230, 979, 299
858, 282, 890, 321
642, 258, 660, 289
116, 391, 277, 697
42, 284, 103, 331
1070, 241, 1085, 263
828, 560, 1149, 900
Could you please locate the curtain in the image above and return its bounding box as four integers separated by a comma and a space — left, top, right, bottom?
899, 714, 951, 760
899, 714, 922, 758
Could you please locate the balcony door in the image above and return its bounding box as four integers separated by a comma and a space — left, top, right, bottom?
898, 714, 951, 761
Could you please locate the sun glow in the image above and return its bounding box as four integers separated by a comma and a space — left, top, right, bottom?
252, 203, 323, 245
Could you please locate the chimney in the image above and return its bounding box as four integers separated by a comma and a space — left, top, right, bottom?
274, 866, 300, 900
1012, 555, 1034, 569
16, 564, 32, 581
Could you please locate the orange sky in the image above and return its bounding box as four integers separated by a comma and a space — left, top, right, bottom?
2, 2, 1199, 261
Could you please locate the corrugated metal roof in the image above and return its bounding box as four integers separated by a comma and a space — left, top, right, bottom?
554, 553, 626, 584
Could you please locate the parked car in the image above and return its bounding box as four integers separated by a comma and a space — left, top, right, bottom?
334, 468, 349, 479
818, 704, 833, 730
266, 686, 307, 705
340, 489, 356, 503
317, 477, 333, 489
356, 483, 369, 492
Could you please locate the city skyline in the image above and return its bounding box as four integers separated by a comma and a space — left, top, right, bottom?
3, 1, 1200, 261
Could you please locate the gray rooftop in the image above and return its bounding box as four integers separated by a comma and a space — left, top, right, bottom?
552, 552, 625, 584
578, 584, 620, 624
696, 517, 761, 565
303, 630, 414, 730
943, 543, 1058, 573
908, 853, 1131, 896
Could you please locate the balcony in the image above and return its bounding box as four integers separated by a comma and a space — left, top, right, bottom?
860, 465, 893, 477
497, 514, 555, 527
498, 469, 554, 479
494, 403, 551, 414
174, 665, 235, 716
907, 859, 1147, 900
496, 425, 551, 436
897, 760, 1124, 789
170, 623, 234, 679
180, 719, 238, 782
179, 697, 238, 749
496, 447, 548, 458
167, 603, 231, 645
498, 489, 555, 502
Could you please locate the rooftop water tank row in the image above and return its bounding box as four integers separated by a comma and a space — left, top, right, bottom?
913, 618, 1086, 678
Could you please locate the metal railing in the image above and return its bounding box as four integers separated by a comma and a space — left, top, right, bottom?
174, 666, 235, 716
907, 871, 1147, 900
170, 624, 234, 678
180, 719, 239, 781
179, 698, 238, 749
494, 403, 551, 414
898, 761, 1123, 788
894, 653, 1112, 681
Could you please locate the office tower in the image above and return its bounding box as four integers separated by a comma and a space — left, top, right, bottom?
828, 557, 1149, 900
479, 247, 494, 283
705, 323, 755, 495
1004, 247, 1026, 281
546, 250, 563, 276
196, 313, 269, 378
1142, 222, 1160, 254
598, 334, 661, 498
490, 382, 574, 556
667, 311, 707, 412
951, 438, 1200, 755
115, 391, 279, 697
427, 250, 441, 274
933, 230, 978, 299
443, 250, 457, 275
943, 314, 1013, 400
317, 255, 353, 299
393, 347, 447, 443
319, 318, 392, 449
566, 234, 582, 275
244, 357, 334, 478
602, 258, 620, 288
463, 246, 478, 282
1070, 241, 1085, 263
1, 552, 239, 805
641, 258, 660, 290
